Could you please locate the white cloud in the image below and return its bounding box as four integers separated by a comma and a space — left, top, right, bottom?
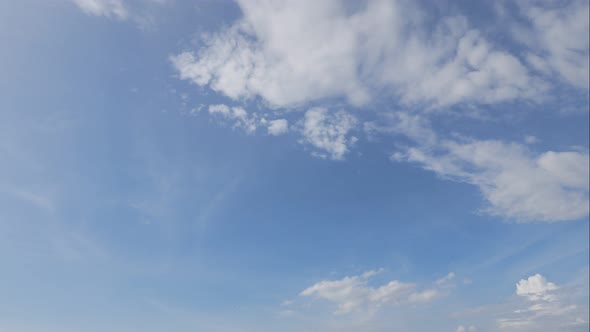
301, 108, 357, 160
171, 0, 547, 109
267, 119, 289, 136
299, 269, 442, 315
395, 136, 589, 222
71, 0, 169, 27
456, 325, 477, 332
436, 272, 456, 286
513, 0, 590, 89
496, 274, 588, 331
516, 274, 558, 302
208, 104, 257, 134
72, 0, 128, 19
408, 289, 439, 303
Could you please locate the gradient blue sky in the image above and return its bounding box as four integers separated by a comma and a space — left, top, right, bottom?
1, 1, 589, 331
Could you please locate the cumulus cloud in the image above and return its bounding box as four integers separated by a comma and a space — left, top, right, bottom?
516, 274, 558, 302
169, 1, 589, 222
171, 0, 550, 109
72, 0, 128, 19
301, 108, 357, 160
299, 269, 447, 315
393, 130, 589, 222
496, 274, 588, 331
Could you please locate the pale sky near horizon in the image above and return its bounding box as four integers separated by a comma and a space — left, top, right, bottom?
0, 1, 589, 331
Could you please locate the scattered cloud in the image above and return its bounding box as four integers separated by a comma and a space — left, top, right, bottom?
208, 104, 258, 134
299, 269, 448, 315
496, 274, 588, 331
301, 108, 357, 160
392, 121, 589, 222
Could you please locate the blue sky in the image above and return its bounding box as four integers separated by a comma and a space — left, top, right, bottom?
0, 1, 589, 331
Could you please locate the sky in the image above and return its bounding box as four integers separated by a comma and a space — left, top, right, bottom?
0, 0, 589, 331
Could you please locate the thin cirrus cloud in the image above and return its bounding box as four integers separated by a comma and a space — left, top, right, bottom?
72, 0, 128, 19
71, 0, 170, 27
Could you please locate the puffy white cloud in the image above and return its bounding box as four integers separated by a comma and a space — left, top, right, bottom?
300, 269, 445, 315
301, 108, 357, 160
394, 136, 589, 222
72, 0, 128, 19
169, 1, 589, 222
516, 274, 558, 302
267, 119, 289, 136
171, 0, 547, 109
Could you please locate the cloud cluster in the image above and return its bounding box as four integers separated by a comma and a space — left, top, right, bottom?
169, 1, 590, 222
171, 0, 568, 109
299, 269, 447, 315
497, 274, 588, 331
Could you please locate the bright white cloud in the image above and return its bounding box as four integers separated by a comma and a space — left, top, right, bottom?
301, 108, 357, 160
300, 269, 444, 315
394, 136, 590, 222
171, 0, 549, 109
516, 274, 558, 302
267, 119, 289, 136
72, 0, 128, 19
